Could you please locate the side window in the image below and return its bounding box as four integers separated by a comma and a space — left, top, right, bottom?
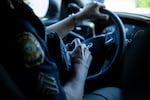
23, 0, 62, 25
23, 0, 49, 18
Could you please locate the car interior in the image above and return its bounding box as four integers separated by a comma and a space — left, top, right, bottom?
0, 0, 150, 99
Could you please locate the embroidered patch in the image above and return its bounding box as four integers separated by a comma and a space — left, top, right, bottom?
38, 72, 59, 95
17, 32, 44, 68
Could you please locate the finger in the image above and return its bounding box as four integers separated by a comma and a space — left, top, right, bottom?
82, 43, 87, 50
97, 2, 106, 8
77, 43, 88, 57
97, 13, 109, 20
83, 44, 89, 56
85, 48, 92, 62
74, 45, 82, 58
74, 44, 84, 57
87, 54, 92, 67
95, 2, 109, 20
84, 49, 92, 68
84, 47, 91, 58
70, 39, 76, 46
75, 38, 82, 45
92, 1, 105, 9
71, 38, 82, 48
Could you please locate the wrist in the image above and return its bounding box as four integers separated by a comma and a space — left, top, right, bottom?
69, 13, 77, 26
69, 10, 87, 26
73, 11, 86, 24
73, 63, 89, 77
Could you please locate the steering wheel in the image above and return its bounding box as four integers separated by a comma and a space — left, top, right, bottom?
82, 9, 126, 80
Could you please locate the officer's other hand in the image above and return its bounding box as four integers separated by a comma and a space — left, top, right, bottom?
79, 1, 109, 20
69, 38, 92, 71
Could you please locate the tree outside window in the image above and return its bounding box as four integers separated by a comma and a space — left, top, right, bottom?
136, 0, 150, 8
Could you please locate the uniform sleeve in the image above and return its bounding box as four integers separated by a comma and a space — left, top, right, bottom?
15, 31, 67, 100
36, 63, 67, 100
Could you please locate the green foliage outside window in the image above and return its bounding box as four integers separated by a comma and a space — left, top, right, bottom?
136, 0, 150, 8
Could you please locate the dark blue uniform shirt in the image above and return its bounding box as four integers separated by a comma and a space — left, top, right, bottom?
0, 0, 71, 100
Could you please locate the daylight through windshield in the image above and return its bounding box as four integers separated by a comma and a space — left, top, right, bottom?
103, 0, 150, 15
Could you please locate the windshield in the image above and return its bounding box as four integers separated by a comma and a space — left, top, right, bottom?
102, 0, 150, 16
24, 0, 150, 18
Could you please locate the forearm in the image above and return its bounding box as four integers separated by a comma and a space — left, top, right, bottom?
46, 11, 86, 38
46, 1, 108, 39
64, 64, 88, 100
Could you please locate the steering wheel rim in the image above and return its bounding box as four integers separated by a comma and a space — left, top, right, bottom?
85, 9, 126, 80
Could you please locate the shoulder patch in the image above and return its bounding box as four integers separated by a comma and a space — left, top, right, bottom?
17, 32, 45, 68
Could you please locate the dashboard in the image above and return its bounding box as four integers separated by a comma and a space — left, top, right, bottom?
98, 12, 150, 46
102, 24, 145, 44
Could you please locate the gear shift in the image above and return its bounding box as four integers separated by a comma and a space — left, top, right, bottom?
67, 3, 80, 13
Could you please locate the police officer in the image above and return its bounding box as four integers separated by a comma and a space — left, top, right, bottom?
1, 0, 122, 100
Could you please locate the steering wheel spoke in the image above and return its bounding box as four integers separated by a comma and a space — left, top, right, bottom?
105, 31, 115, 48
